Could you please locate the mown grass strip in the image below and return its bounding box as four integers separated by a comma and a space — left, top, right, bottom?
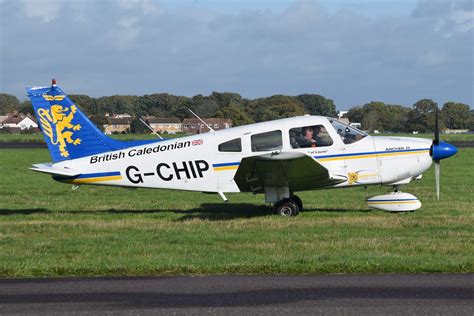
0, 148, 472, 277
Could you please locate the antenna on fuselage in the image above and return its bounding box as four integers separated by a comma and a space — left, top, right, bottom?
188, 108, 215, 132
138, 117, 163, 139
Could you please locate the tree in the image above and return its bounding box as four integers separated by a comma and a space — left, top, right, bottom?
18, 100, 34, 116
210, 92, 243, 107
346, 102, 411, 132
296, 94, 337, 117
94, 95, 139, 117
0, 93, 20, 114
442, 102, 470, 129
468, 111, 474, 131
346, 106, 365, 125
138, 93, 189, 118
376, 103, 410, 132
7, 89, 345, 129
406, 99, 440, 133
89, 114, 108, 132
216, 103, 254, 126
247, 95, 305, 122
362, 110, 381, 132
174, 102, 193, 120
70, 95, 98, 116
130, 116, 147, 134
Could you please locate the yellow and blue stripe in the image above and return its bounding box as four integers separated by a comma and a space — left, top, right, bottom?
314, 148, 430, 162
213, 162, 240, 171
212, 148, 430, 172
367, 198, 419, 205
54, 171, 122, 184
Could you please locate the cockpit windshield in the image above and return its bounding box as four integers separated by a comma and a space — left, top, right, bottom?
329, 119, 367, 144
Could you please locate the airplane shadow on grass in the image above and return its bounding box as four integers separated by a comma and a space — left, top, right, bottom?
109, 204, 274, 221
0, 208, 48, 216
169, 204, 372, 221
0, 204, 372, 220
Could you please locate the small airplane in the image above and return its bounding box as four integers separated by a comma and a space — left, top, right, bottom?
27, 80, 458, 216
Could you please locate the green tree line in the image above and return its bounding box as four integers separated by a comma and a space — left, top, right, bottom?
346, 99, 473, 132
0, 92, 472, 131
0, 92, 337, 127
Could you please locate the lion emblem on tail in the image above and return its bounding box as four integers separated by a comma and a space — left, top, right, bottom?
37, 105, 81, 157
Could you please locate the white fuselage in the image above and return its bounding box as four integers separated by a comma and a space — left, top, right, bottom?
52, 116, 433, 193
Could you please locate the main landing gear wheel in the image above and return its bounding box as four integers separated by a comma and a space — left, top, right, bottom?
291, 195, 303, 211
274, 198, 300, 217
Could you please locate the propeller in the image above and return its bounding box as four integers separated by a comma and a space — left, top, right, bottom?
430, 107, 457, 200
434, 108, 440, 200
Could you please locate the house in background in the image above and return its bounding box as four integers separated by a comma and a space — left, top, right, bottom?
146, 116, 182, 134
336, 110, 361, 129
101, 114, 233, 135
182, 118, 232, 134
103, 116, 133, 134
105, 113, 132, 119
337, 110, 348, 119
0, 111, 38, 132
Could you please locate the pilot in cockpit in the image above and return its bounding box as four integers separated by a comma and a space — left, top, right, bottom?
298, 126, 317, 148
312, 125, 326, 145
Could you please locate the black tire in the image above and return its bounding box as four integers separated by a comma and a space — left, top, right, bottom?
276, 200, 299, 217
292, 195, 303, 211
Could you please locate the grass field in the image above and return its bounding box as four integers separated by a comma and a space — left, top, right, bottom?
1, 132, 473, 143
0, 148, 472, 277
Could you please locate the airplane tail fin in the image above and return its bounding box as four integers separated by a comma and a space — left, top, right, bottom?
27, 80, 157, 162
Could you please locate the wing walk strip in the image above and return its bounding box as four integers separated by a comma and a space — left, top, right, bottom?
213, 148, 430, 171
59, 171, 122, 184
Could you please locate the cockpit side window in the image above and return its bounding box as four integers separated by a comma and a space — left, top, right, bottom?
251, 130, 282, 152
329, 119, 367, 144
219, 138, 242, 152
289, 125, 333, 149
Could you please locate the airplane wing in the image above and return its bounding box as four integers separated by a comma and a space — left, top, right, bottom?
234, 151, 347, 193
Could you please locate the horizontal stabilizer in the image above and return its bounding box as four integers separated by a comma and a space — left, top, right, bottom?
30, 163, 79, 177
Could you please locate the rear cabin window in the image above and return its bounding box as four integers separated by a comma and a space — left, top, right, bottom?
251, 130, 282, 152
218, 138, 242, 152
289, 125, 333, 149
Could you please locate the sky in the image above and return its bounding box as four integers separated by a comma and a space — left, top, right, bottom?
0, 0, 472, 110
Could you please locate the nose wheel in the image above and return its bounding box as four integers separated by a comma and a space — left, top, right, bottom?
274, 195, 302, 216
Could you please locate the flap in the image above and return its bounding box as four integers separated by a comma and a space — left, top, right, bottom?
234, 151, 346, 193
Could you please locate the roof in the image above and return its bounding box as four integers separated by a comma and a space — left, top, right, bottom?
182, 118, 232, 124
147, 117, 182, 124
108, 117, 132, 125
3, 113, 26, 124
114, 113, 131, 118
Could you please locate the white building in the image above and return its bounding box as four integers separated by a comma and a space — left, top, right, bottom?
0, 112, 38, 130
337, 110, 348, 119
